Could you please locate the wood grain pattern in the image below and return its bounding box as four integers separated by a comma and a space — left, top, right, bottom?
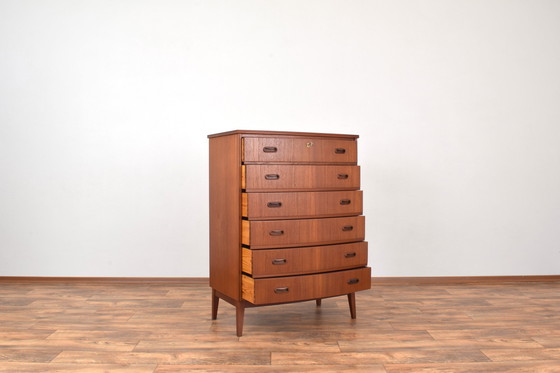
242, 137, 357, 164
241, 191, 363, 220
211, 130, 368, 336
1, 280, 560, 371
241, 247, 253, 274
241, 275, 255, 303
371, 275, 560, 285
208, 129, 359, 139
243, 165, 360, 192
242, 267, 371, 305
208, 133, 242, 301
242, 216, 365, 249
242, 242, 368, 278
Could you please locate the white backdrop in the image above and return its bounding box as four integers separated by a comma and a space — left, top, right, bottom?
1, 0, 559, 277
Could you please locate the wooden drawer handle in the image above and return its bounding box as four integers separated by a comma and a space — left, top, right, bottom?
340, 199, 351, 205
347, 278, 360, 285
272, 258, 287, 265
344, 252, 357, 258
263, 146, 278, 153
265, 174, 280, 180
269, 230, 284, 236
337, 174, 349, 180
342, 225, 354, 232
267, 201, 282, 208
274, 287, 289, 293
335, 148, 346, 154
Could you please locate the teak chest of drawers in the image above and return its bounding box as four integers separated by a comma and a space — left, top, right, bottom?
208, 130, 371, 336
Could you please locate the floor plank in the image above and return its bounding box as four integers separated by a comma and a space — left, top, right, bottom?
271, 350, 490, 365
154, 364, 386, 372
1, 280, 560, 372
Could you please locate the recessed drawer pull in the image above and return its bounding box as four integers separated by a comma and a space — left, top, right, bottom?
344, 252, 357, 258
335, 148, 346, 154
342, 225, 354, 232
272, 258, 287, 265
347, 278, 360, 285
269, 230, 284, 236
337, 174, 349, 180
340, 199, 351, 205
274, 287, 289, 293
267, 201, 282, 208
265, 174, 280, 180
263, 146, 278, 153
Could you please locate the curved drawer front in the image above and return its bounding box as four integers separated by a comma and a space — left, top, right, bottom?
242, 165, 360, 192
242, 191, 363, 220
242, 242, 368, 278
243, 137, 357, 164
242, 267, 371, 305
242, 216, 365, 249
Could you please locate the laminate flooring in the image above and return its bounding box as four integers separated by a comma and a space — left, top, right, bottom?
1, 280, 560, 372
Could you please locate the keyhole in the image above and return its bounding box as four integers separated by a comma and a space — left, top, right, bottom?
306, 142, 314, 148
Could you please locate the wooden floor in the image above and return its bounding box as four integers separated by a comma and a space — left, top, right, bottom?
1, 280, 560, 372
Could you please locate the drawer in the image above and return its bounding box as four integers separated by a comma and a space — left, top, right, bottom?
242, 242, 368, 278
242, 267, 371, 305
242, 165, 360, 192
242, 216, 365, 249
242, 137, 357, 164
242, 191, 363, 220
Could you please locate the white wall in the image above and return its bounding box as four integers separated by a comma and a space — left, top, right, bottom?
1, 0, 559, 277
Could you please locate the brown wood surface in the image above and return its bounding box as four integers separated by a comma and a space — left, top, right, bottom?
1, 280, 560, 371
241, 248, 253, 274
242, 216, 365, 249
242, 190, 363, 220
371, 275, 560, 285
242, 165, 360, 192
0, 277, 209, 284
242, 242, 368, 278
347, 293, 357, 319
242, 267, 371, 304
2, 275, 559, 285
208, 129, 359, 139
241, 275, 256, 304
209, 133, 242, 301
242, 137, 357, 164
211, 130, 367, 336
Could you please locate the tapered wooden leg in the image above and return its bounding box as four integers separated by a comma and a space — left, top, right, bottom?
348, 292, 356, 319
211, 289, 219, 320
316, 299, 322, 306
236, 303, 245, 337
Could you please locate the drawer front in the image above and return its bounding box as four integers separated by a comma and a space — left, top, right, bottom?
242, 216, 365, 249
242, 267, 371, 305
243, 137, 357, 164
242, 165, 360, 192
242, 191, 363, 220
242, 242, 368, 278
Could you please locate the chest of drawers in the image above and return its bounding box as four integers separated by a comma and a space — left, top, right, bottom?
208, 130, 371, 336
